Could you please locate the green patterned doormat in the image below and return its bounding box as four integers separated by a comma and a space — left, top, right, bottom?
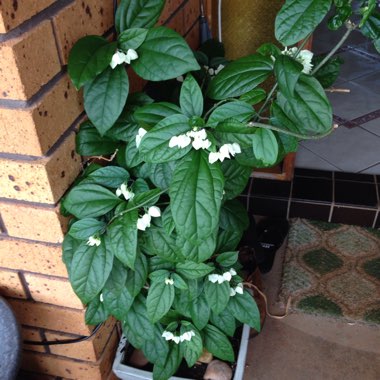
280, 219, 380, 325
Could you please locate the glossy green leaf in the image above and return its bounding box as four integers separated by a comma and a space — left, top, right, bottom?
63, 184, 122, 219
205, 280, 231, 315
162, 206, 176, 236
170, 151, 224, 243
108, 210, 138, 269
361, 12, 380, 40
125, 253, 148, 297
239, 88, 267, 106
86, 166, 130, 188
216, 251, 239, 267
228, 290, 261, 331
181, 325, 203, 367
69, 237, 114, 304
129, 188, 163, 209
153, 344, 182, 380
148, 161, 177, 190
176, 261, 214, 279
207, 54, 273, 100
180, 74, 203, 118
274, 55, 303, 98
190, 294, 210, 330
68, 36, 116, 89
69, 218, 106, 240
62, 235, 83, 276
210, 309, 236, 337
207, 101, 254, 127
221, 160, 252, 200
176, 233, 216, 263
118, 28, 148, 50
216, 229, 242, 253
203, 324, 235, 362
115, 0, 165, 32
214, 120, 257, 147
132, 27, 200, 81
252, 128, 279, 166
124, 140, 143, 168
219, 199, 249, 232
135, 102, 182, 127
138, 114, 191, 163
172, 273, 188, 290
275, 0, 332, 45
84, 66, 129, 135
147, 279, 175, 322
313, 55, 344, 88
76, 122, 120, 156
142, 324, 169, 366
85, 295, 109, 325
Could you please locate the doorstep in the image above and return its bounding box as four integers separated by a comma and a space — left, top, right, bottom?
240, 169, 380, 229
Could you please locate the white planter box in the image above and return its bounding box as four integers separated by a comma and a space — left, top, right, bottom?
112, 324, 250, 380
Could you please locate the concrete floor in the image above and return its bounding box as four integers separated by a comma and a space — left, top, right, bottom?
243, 240, 380, 380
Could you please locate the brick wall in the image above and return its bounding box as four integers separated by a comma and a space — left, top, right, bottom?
0, 1, 202, 379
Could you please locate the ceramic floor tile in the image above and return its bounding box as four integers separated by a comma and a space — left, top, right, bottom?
295, 145, 341, 171
361, 119, 380, 137
352, 70, 380, 95
359, 162, 380, 175
327, 81, 380, 120
337, 50, 380, 81
301, 126, 380, 173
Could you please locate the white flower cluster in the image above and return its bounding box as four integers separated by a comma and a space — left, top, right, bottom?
230, 283, 244, 297
86, 235, 101, 247
208, 143, 241, 164
137, 206, 161, 231
208, 268, 237, 284
110, 49, 138, 69
135, 128, 147, 148
116, 183, 135, 201
204, 64, 225, 77
165, 277, 174, 285
162, 330, 195, 344
281, 47, 314, 74
169, 128, 211, 150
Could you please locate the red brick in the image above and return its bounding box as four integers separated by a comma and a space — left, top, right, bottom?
24, 273, 83, 309
22, 326, 47, 353
0, 268, 26, 298
7, 298, 91, 335
0, 75, 83, 156
158, 0, 183, 24
0, 20, 61, 100
0, 203, 68, 243
52, 0, 114, 64
0, 237, 68, 277
0, 131, 81, 204
0, 0, 54, 33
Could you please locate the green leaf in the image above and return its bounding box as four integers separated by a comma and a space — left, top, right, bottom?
203, 324, 235, 362
68, 36, 116, 89
207, 101, 254, 127
131, 27, 200, 81
123, 324, 145, 349
313, 55, 343, 88
221, 160, 252, 200
131, 178, 150, 195
207, 54, 273, 100
108, 210, 138, 269
102, 259, 134, 319
142, 324, 169, 366
106, 107, 139, 143
69, 237, 114, 304
210, 309, 236, 337
181, 325, 203, 367
129, 188, 163, 209
147, 279, 175, 323
274, 55, 303, 98
63, 184, 122, 219
139, 114, 191, 163
135, 102, 182, 127
162, 206, 175, 235
190, 294, 210, 330
125, 253, 148, 297
252, 128, 279, 166
359, 0, 377, 28
239, 88, 267, 105
62, 235, 82, 276
214, 120, 257, 147
84, 66, 129, 135
216, 251, 239, 267
216, 229, 242, 253
148, 161, 177, 190
86, 166, 130, 188
172, 273, 188, 290
69, 218, 106, 240
228, 290, 261, 331
153, 344, 182, 380
177, 233, 216, 263
170, 151, 224, 243
124, 139, 143, 168
361, 12, 380, 40
115, 0, 165, 33
125, 295, 155, 340
76, 121, 120, 156
118, 28, 148, 50
275, 0, 332, 46
180, 74, 203, 117
205, 280, 231, 315
219, 200, 249, 232
176, 261, 214, 279
85, 295, 108, 325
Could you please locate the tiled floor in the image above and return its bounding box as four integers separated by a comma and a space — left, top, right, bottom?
296, 19, 380, 174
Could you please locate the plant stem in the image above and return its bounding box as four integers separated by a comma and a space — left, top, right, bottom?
311, 22, 356, 75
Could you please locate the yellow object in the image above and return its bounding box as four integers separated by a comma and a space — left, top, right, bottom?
221, 0, 284, 60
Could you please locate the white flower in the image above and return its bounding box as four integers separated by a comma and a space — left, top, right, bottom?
208, 143, 241, 164
165, 277, 174, 285
110, 50, 127, 69
87, 235, 101, 247
172, 336, 180, 344
169, 134, 192, 149
116, 183, 135, 201
229, 268, 237, 276
192, 137, 211, 150
235, 283, 244, 294
148, 206, 161, 218
135, 128, 147, 148
208, 68, 215, 76
162, 331, 174, 341
208, 274, 220, 283
99, 293, 104, 302
222, 271, 232, 282
230, 287, 236, 297
124, 48, 138, 64
208, 152, 220, 164
137, 213, 151, 231
176, 75, 184, 82
214, 64, 225, 75
180, 330, 195, 342
219, 144, 231, 161
281, 47, 314, 74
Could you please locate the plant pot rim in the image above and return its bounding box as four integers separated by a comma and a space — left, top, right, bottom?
112, 323, 251, 380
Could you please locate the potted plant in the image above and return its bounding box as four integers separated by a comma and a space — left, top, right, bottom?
61, 1, 379, 379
